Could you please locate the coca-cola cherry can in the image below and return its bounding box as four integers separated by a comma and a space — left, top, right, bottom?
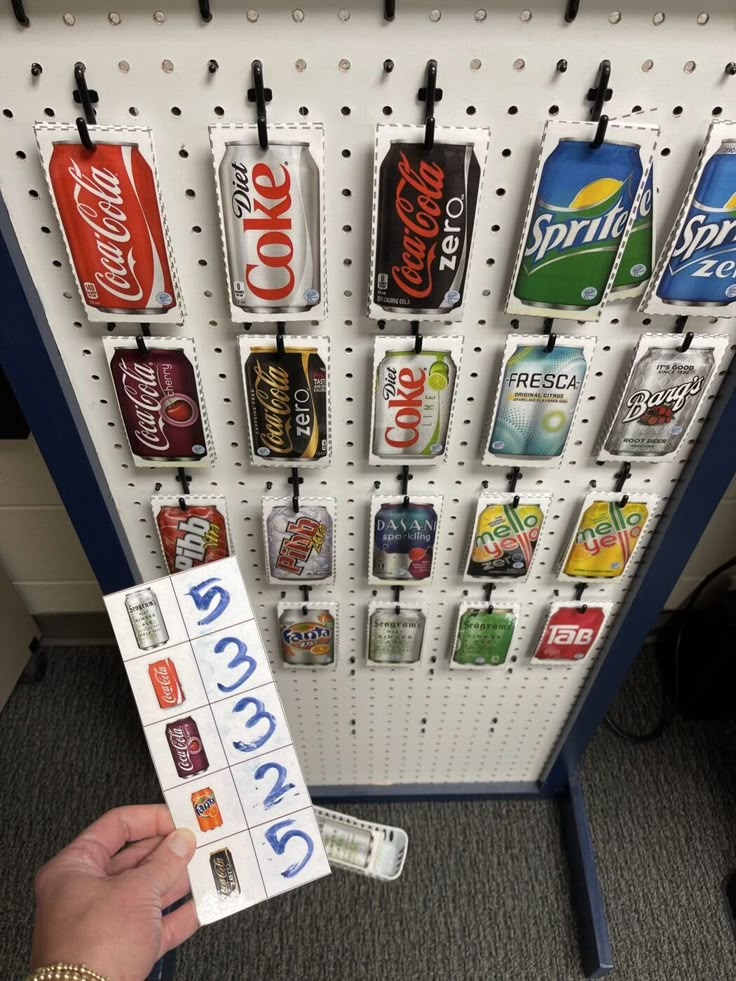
218, 141, 321, 313
373, 140, 481, 316
48, 141, 177, 317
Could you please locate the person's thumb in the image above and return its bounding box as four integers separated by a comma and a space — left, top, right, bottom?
138, 828, 196, 897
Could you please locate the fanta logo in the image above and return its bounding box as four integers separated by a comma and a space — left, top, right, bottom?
525, 180, 629, 264
282, 623, 332, 648
621, 377, 704, 424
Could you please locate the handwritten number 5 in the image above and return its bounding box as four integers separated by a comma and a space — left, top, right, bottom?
265, 819, 314, 878
186, 577, 230, 626
214, 636, 256, 693
255, 761, 296, 809
232, 696, 276, 753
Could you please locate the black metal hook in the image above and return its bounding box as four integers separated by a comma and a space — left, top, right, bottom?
507, 466, 522, 494
418, 60, 442, 152
574, 582, 587, 602
590, 115, 609, 150
74, 62, 97, 124
301, 584, 311, 616
179, 497, 187, 511
199, 0, 212, 22
288, 467, 303, 514
617, 494, 629, 509
248, 60, 272, 151
393, 584, 403, 614
384, 0, 396, 20
678, 331, 694, 353
31, 63, 43, 77
674, 315, 688, 334
136, 323, 150, 355
177, 467, 192, 494
207, 59, 219, 74
399, 465, 412, 506
614, 460, 631, 493
383, 59, 395, 73
543, 318, 557, 352
275, 321, 285, 356
564, 0, 579, 23
587, 60, 612, 122
11, 0, 29, 27
76, 118, 96, 152
411, 320, 423, 354
484, 582, 495, 613
511, 495, 520, 509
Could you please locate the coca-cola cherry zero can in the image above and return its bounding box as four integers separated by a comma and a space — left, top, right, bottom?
373, 141, 481, 315
48, 141, 177, 316
218, 142, 321, 313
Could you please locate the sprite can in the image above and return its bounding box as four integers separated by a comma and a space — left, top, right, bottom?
452, 607, 517, 666
466, 503, 544, 578
563, 499, 649, 579
611, 167, 653, 293
514, 138, 643, 310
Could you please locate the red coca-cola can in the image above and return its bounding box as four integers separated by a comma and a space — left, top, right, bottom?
373, 141, 480, 315
148, 657, 185, 709
48, 141, 177, 315
109, 346, 209, 463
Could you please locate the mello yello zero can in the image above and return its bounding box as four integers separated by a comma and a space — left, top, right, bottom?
373, 502, 438, 581
489, 344, 586, 458
563, 499, 649, 579
657, 140, 736, 306
373, 350, 456, 459
466, 503, 543, 579
368, 607, 425, 663
514, 138, 642, 310
452, 607, 517, 666
279, 607, 335, 665
611, 167, 654, 292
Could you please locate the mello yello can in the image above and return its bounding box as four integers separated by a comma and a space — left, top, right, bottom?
489, 344, 586, 458
466, 503, 543, 578
657, 140, 736, 306
373, 350, 456, 459
373, 501, 437, 581
611, 167, 654, 293
279, 607, 335, 665
514, 138, 642, 310
452, 607, 517, 666
563, 499, 649, 579
368, 607, 425, 663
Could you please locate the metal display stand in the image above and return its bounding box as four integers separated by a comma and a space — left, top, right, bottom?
1, 2, 735, 975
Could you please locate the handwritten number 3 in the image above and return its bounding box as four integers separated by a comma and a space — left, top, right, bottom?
254, 761, 296, 809
232, 696, 276, 753
186, 577, 230, 626
265, 819, 314, 878
214, 636, 256, 693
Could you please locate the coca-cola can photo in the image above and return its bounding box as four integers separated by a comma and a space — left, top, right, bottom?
215, 132, 322, 317
45, 136, 179, 319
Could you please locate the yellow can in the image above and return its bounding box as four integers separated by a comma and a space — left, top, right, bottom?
563, 499, 649, 578
467, 503, 544, 578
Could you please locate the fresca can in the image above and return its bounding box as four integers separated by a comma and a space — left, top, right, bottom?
452, 608, 517, 666
373, 350, 456, 459
373, 502, 437, 581
489, 344, 586, 458
656, 140, 736, 306
611, 167, 654, 292
514, 139, 642, 310
374, 141, 481, 314
219, 142, 320, 312
466, 503, 543, 578
279, 607, 335, 665
563, 499, 649, 578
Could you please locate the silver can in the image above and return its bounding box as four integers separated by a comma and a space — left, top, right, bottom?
125, 587, 169, 651
266, 505, 333, 581
368, 608, 425, 664
219, 141, 320, 313
318, 816, 373, 869
604, 346, 715, 457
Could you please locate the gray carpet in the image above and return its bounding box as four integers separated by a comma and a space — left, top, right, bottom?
1, 645, 735, 981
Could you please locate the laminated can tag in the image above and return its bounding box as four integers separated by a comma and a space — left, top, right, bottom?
314, 805, 408, 881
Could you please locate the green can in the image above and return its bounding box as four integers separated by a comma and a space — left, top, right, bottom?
452, 607, 517, 666
611, 168, 653, 292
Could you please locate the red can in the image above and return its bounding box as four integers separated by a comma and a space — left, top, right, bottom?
48, 141, 176, 315
148, 657, 185, 709
156, 504, 229, 573
109, 346, 208, 463
533, 606, 606, 661
165, 717, 209, 779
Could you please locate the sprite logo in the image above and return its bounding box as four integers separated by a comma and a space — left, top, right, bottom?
669, 192, 736, 269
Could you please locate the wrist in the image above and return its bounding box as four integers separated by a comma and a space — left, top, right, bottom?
25, 965, 111, 981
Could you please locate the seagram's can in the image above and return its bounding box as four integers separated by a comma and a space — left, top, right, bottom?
514, 138, 642, 310
467, 503, 543, 578
452, 607, 517, 666
125, 588, 169, 650
368, 607, 425, 663
318, 816, 373, 868
219, 142, 320, 312
373, 502, 437, 581
611, 166, 654, 293
563, 499, 649, 578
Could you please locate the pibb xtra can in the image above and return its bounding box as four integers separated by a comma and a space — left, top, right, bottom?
156, 504, 229, 573
373, 350, 456, 459
489, 344, 586, 458
110, 347, 208, 464
374, 141, 480, 314
368, 607, 426, 664
373, 501, 438, 581
514, 138, 642, 310
657, 140, 736, 305
219, 142, 320, 312
49, 141, 176, 315
611, 166, 654, 293
165, 716, 209, 779
125, 587, 169, 650
604, 346, 715, 457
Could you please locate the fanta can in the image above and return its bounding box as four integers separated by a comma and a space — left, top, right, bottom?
563, 499, 649, 578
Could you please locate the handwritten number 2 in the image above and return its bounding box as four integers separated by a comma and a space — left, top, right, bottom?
232, 696, 276, 753
186, 577, 230, 626
255, 761, 296, 809
214, 636, 256, 693
265, 819, 314, 878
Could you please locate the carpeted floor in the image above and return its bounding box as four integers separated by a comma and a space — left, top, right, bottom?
1, 645, 735, 981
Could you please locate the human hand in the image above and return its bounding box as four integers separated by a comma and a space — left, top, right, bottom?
31, 804, 199, 981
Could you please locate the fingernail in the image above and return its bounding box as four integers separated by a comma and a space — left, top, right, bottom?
168, 828, 196, 857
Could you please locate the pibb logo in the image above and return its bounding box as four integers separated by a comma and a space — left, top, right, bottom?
547, 624, 595, 646
276, 516, 327, 575
382, 365, 428, 448
117, 356, 171, 452
235, 161, 296, 301
174, 515, 219, 570
621, 376, 704, 424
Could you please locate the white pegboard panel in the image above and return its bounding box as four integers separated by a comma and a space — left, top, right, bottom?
1, 0, 735, 787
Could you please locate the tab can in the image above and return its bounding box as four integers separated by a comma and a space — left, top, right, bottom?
374, 141, 481, 314
125, 587, 169, 650
563, 499, 649, 579
219, 141, 320, 312
604, 346, 715, 457
489, 344, 587, 458
611, 166, 654, 293
279, 607, 335, 665
514, 138, 642, 310
368, 607, 425, 663
532, 606, 606, 661
466, 503, 543, 579
373, 501, 438, 581
452, 607, 517, 666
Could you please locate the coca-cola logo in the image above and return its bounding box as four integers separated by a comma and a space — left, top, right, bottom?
67, 158, 145, 302
621, 376, 704, 424
168, 726, 194, 772
382, 366, 427, 448
117, 355, 171, 453
391, 153, 445, 299
240, 162, 295, 301
252, 359, 294, 454
152, 662, 179, 705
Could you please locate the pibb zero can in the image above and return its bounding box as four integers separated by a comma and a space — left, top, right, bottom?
125, 587, 169, 651
219, 142, 321, 313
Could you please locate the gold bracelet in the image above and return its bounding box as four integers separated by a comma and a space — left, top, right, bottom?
25, 965, 111, 981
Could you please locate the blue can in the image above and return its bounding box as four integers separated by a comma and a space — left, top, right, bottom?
373, 502, 437, 581
657, 140, 736, 305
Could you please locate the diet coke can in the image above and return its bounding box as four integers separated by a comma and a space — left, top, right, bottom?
218, 141, 320, 313
373, 141, 480, 314
48, 141, 176, 315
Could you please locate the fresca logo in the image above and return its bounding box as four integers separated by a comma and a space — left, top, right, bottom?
524, 177, 632, 266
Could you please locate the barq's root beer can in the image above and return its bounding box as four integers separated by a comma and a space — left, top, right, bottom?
49, 141, 176, 314
266, 505, 333, 581
245, 348, 327, 461
374, 141, 480, 314
467, 503, 543, 579
373, 350, 456, 459
110, 347, 208, 464
563, 499, 649, 578
125, 587, 169, 650
219, 142, 320, 312
279, 607, 335, 665
452, 608, 516, 666
156, 504, 229, 573
532, 606, 606, 661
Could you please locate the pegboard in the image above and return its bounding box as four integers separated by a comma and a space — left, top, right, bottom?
2, 0, 735, 788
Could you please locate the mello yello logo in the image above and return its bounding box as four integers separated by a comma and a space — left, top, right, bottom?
475, 512, 540, 559
575, 512, 642, 555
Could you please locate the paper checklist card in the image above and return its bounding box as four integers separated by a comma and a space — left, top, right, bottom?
104, 556, 330, 925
